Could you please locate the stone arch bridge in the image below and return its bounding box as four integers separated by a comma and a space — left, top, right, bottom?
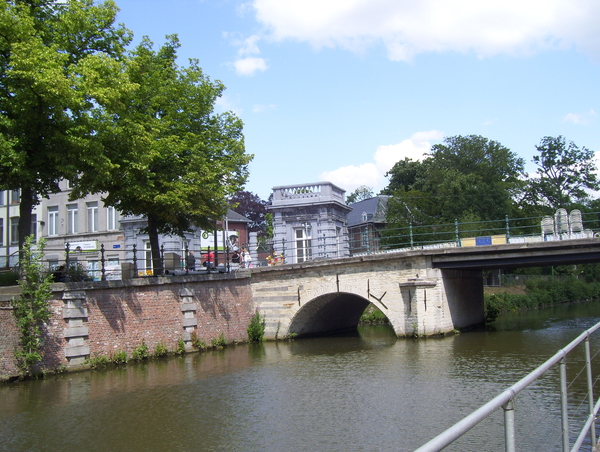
249, 238, 600, 338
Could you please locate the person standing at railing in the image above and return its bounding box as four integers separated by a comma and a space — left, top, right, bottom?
186, 251, 196, 271
241, 247, 252, 268
203, 250, 214, 270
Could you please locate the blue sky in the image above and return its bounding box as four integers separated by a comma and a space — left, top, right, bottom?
114, 0, 600, 201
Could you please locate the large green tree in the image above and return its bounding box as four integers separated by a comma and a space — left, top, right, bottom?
71, 36, 251, 275
383, 135, 526, 243
0, 0, 131, 250
527, 136, 598, 210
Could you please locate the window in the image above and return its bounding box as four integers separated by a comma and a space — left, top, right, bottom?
48, 206, 59, 236
10, 189, 19, 204
87, 202, 98, 232
144, 241, 153, 275
67, 204, 78, 234
0, 219, 3, 246
30, 214, 37, 242
0, 191, 4, 205
295, 227, 312, 263
107, 206, 119, 230
10, 217, 19, 245
88, 261, 99, 281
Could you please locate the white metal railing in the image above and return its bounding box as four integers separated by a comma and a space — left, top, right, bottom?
415, 321, 600, 452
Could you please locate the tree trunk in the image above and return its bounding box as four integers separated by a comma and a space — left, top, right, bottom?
18, 186, 35, 257
147, 214, 164, 276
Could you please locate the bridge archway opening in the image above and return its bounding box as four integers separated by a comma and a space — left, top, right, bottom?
288, 292, 379, 338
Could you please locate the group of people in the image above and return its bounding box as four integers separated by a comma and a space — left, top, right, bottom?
185, 247, 252, 271
231, 247, 252, 268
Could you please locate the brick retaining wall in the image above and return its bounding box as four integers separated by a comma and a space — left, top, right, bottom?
1, 273, 254, 380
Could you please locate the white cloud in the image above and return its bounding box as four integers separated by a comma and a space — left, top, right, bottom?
252, 0, 600, 61
215, 95, 242, 115
234, 57, 268, 76
320, 130, 444, 193
253, 104, 276, 113
563, 109, 597, 125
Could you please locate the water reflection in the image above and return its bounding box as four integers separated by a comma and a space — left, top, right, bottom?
2, 302, 600, 451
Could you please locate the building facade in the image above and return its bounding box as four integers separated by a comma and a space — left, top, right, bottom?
347, 195, 389, 255
0, 189, 41, 267
268, 182, 351, 264
1, 182, 250, 279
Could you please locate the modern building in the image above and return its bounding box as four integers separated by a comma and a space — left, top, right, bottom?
268, 182, 351, 264
347, 195, 390, 255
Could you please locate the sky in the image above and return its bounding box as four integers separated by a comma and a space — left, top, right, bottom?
113, 0, 600, 201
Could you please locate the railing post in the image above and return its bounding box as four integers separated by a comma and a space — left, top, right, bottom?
505, 215, 510, 241
160, 244, 165, 273
585, 336, 596, 446
64, 242, 71, 282
455, 219, 460, 246
100, 244, 106, 281
185, 245, 189, 273
132, 243, 138, 278
560, 355, 570, 452
502, 399, 516, 452
410, 223, 414, 249
282, 238, 286, 264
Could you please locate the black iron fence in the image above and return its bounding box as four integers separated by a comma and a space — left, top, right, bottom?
2, 210, 599, 283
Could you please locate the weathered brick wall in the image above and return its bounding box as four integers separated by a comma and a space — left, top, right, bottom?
0, 273, 255, 379
0, 300, 19, 378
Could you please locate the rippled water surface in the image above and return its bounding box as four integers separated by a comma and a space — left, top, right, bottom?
2, 302, 600, 452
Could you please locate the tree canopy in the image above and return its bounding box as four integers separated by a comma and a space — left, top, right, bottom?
229, 191, 268, 233
527, 136, 599, 210
71, 35, 251, 274
384, 135, 526, 230
346, 185, 374, 204
0, 0, 132, 249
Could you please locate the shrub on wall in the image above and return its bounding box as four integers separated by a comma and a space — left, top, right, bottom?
11, 236, 53, 376
247, 311, 265, 342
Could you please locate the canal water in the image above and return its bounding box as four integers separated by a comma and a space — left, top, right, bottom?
2, 302, 600, 452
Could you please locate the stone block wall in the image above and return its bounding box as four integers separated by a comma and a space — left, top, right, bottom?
1, 273, 254, 380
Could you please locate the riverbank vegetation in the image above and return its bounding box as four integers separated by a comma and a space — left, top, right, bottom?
484, 264, 600, 323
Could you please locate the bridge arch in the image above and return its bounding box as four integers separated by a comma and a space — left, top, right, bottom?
287, 292, 381, 337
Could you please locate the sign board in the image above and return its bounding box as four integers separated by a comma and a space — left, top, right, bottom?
199, 230, 239, 250
67, 240, 98, 253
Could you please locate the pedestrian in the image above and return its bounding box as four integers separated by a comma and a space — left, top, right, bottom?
203, 250, 215, 270
186, 251, 195, 271
242, 247, 253, 268
232, 250, 240, 264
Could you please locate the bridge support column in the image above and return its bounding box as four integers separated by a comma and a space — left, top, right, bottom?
399, 278, 449, 337
440, 269, 485, 331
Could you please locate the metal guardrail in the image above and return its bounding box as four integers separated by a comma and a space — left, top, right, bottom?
415, 321, 600, 452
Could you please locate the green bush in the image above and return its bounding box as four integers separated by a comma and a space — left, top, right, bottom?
191, 331, 208, 349
211, 333, 228, 347
131, 340, 149, 361
485, 277, 600, 322
247, 311, 266, 342
153, 342, 168, 358
111, 350, 128, 365
176, 338, 186, 355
